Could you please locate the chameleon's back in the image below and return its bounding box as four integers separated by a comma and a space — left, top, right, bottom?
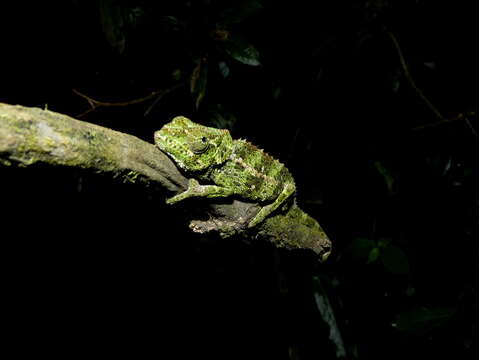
211, 139, 295, 203
156, 116, 298, 228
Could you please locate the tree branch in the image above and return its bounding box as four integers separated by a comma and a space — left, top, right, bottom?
0, 103, 332, 260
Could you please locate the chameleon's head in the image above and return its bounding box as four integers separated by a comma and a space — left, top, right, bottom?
154, 116, 234, 172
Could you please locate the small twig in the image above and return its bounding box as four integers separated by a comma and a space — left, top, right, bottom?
464, 116, 479, 142
411, 111, 476, 131
388, 31, 446, 123
388, 32, 479, 134
73, 82, 185, 118
73, 89, 160, 118
73, 88, 161, 107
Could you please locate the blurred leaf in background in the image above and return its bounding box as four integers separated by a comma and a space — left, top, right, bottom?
313, 276, 347, 358
348, 237, 410, 274
380, 243, 410, 275
221, 34, 261, 66
219, 0, 264, 25
394, 307, 456, 336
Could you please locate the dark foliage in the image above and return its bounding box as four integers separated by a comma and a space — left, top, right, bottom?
1, 1, 478, 358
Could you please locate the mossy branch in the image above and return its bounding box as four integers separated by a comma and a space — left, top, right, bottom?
0, 103, 187, 192
0, 103, 331, 259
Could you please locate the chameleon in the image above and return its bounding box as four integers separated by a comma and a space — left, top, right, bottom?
154, 116, 296, 228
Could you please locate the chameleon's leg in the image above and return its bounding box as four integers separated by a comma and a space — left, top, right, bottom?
247, 182, 296, 228
167, 178, 234, 204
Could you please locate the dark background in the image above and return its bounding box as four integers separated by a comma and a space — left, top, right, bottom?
1, 1, 478, 358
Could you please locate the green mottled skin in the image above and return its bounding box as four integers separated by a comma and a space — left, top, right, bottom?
154, 116, 296, 228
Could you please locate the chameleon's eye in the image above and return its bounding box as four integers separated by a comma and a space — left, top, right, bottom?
190, 137, 209, 154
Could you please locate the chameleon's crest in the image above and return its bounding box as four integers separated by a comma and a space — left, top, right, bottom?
155, 116, 233, 171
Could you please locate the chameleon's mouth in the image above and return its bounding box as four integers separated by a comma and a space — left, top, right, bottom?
320, 245, 332, 262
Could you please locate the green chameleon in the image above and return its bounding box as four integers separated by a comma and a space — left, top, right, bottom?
154, 116, 297, 228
